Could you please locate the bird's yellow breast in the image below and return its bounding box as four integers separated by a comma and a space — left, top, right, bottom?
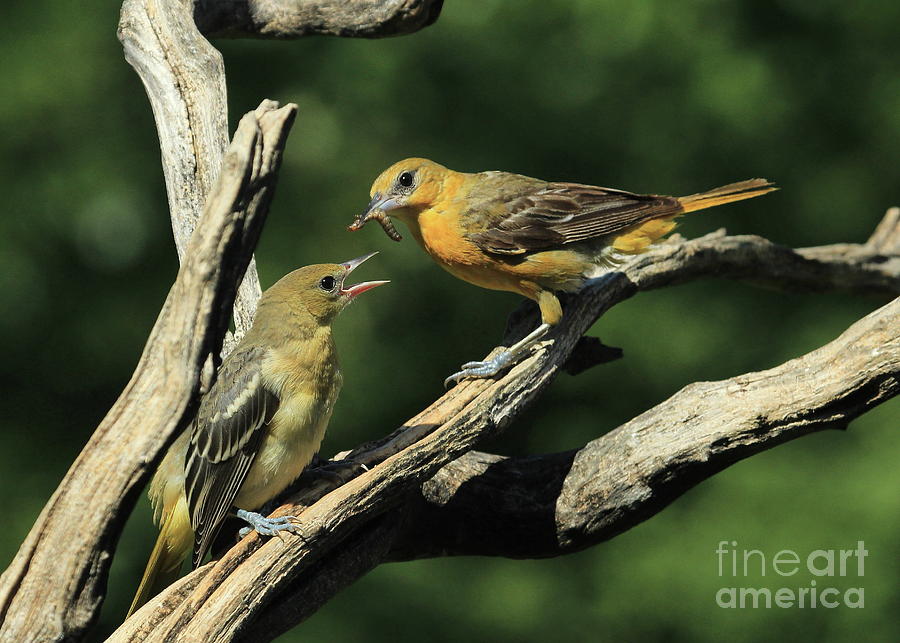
235, 388, 338, 510
408, 205, 596, 299
416, 208, 524, 292
236, 335, 342, 509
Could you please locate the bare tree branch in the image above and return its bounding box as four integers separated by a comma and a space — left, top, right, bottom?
111, 210, 900, 641
393, 298, 899, 559
0, 101, 296, 643
195, 0, 445, 39
119, 0, 260, 346
246, 293, 899, 641
117, 0, 444, 349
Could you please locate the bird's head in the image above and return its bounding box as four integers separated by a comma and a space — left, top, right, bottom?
349, 158, 449, 241
261, 252, 388, 325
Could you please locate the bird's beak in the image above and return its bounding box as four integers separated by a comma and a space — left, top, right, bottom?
340, 251, 390, 298
348, 192, 404, 242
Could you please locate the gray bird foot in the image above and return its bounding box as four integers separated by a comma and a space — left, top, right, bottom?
236, 509, 301, 538
444, 323, 552, 388
444, 350, 516, 388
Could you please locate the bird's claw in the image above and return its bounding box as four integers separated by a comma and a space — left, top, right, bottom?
443, 323, 552, 388
444, 351, 515, 388
236, 509, 302, 538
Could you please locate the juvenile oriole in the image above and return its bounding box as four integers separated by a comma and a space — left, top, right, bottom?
349, 158, 774, 386
128, 254, 387, 616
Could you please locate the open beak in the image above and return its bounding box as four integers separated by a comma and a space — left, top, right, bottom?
348, 193, 404, 242
340, 252, 390, 298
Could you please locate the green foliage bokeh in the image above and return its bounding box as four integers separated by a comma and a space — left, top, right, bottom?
0, 1, 897, 640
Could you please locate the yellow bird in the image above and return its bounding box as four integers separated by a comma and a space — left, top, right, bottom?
350, 159, 775, 386
128, 254, 387, 617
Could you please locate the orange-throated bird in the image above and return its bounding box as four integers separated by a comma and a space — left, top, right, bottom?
128, 254, 387, 617
349, 159, 775, 386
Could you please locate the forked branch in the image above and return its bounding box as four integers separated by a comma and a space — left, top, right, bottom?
112, 210, 900, 641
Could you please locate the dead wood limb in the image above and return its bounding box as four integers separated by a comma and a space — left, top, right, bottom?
247, 293, 899, 641
119, 0, 262, 346
195, 0, 445, 39
117, 0, 443, 348
0, 101, 296, 643
392, 295, 899, 559
111, 210, 900, 642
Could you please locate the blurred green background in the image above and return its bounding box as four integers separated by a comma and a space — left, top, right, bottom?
1, 0, 898, 640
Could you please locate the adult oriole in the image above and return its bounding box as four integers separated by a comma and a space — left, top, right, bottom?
127, 254, 387, 616
350, 159, 774, 386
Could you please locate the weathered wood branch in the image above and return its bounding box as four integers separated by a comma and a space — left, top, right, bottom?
246, 293, 900, 641
119, 0, 260, 345
636, 221, 900, 296
112, 210, 900, 641
195, 0, 445, 39
392, 296, 899, 559
117, 0, 443, 347
118, 0, 442, 346
0, 101, 296, 643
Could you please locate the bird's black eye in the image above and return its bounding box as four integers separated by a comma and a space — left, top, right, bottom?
398, 171, 414, 188
319, 275, 336, 291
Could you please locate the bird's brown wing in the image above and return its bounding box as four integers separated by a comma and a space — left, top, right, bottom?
467, 181, 681, 255
184, 344, 278, 567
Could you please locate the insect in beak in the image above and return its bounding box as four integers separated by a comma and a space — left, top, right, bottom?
348, 193, 404, 241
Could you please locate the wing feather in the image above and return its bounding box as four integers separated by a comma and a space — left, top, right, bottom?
467, 181, 682, 255
184, 345, 278, 567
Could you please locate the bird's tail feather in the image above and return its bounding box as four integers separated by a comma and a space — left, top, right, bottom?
678, 179, 776, 213
127, 503, 191, 618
